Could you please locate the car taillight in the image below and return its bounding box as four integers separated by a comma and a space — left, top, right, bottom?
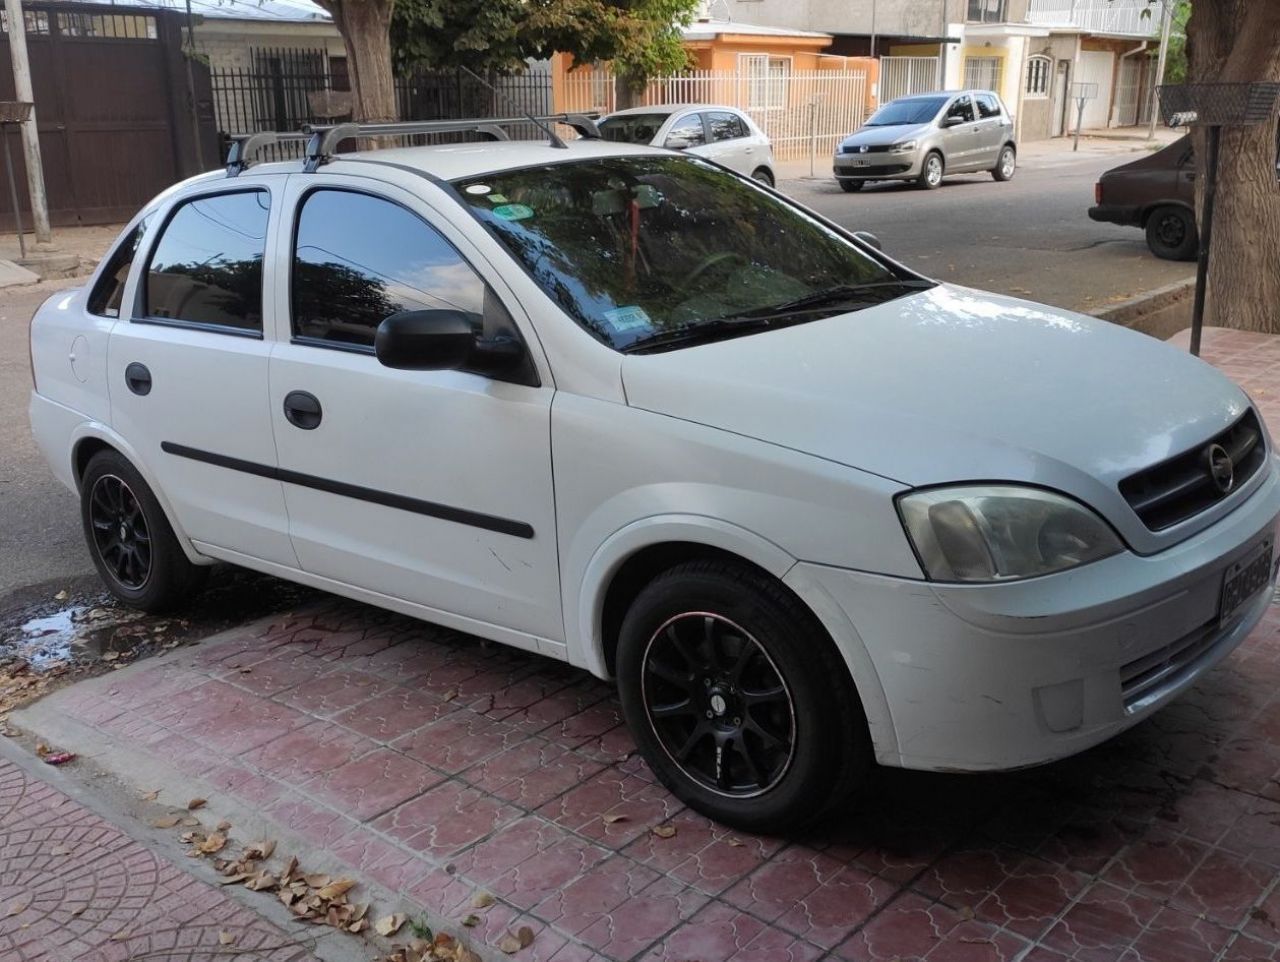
1094, 181, 1102, 205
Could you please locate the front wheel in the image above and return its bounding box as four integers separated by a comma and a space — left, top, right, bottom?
917, 152, 944, 190
992, 145, 1016, 181
615, 560, 870, 832
839, 179, 864, 193
751, 167, 775, 187
80, 449, 207, 613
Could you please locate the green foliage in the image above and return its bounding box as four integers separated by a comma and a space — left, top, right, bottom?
392, 0, 696, 79
1163, 0, 1190, 84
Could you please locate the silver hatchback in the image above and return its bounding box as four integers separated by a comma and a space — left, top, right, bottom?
834, 90, 1016, 192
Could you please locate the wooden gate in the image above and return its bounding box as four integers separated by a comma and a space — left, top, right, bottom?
0, 3, 216, 229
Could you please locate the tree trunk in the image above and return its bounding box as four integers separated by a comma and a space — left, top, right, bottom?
315, 0, 398, 123
614, 70, 646, 110
1186, 0, 1280, 331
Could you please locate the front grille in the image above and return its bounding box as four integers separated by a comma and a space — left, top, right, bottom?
841, 144, 894, 154
833, 163, 912, 177
1119, 409, 1265, 531
1119, 617, 1230, 713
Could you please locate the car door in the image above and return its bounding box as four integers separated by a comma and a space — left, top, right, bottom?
266, 176, 563, 644
698, 111, 756, 175
939, 94, 979, 171
107, 179, 295, 566
972, 93, 1009, 167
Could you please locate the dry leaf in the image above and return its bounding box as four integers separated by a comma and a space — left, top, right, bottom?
516, 926, 534, 948
461, 913, 481, 927
651, 824, 677, 839
348, 917, 369, 933
180, 816, 201, 827
151, 815, 181, 829
498, 934, 522, 955
316, 878, 356, 900
219, 873, 251, 886
35, 742, 49, 756
456, 948, 483, 962
216, 820, 231, 832
141, 789, 161, 801
102, 651, 120, 662
54, 589, 68, 600
304, 873, 331, 888
50, 844, 71, 856
601, 813, 628, 825
109, 930, 132, 942
198, 832, 227, 854
245, 839, 276, 860
6, 897, 30, 917
187, 798, 206, 810
470, 890, 495, 909
218, 931, 236, 946
375, 913, 406, 936
245, 872, 277, 891
726, 837, 744, 847
442, 688, 459, 701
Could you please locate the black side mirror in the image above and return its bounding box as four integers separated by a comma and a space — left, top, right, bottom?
375, 309, 475, 371
853, 230, 882, 251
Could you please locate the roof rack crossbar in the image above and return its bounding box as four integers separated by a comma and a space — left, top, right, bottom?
300, 114, 601, 171
225, 131, 310, 177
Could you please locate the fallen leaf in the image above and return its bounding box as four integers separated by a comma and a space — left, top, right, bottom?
497, 925, 536, 954
375, 913, 406, 936
151, 815, 181, 829
180, 816, 200, 827
218, 931, 235, 945
456, 948, 483, 962
101, 651, 120, 662
316, 878, 356, 900
442, 688, 459, 701
245, 839, 276, 860
141, 789, 161, 801
54, 589, 68, 600
245, 872, 276, 891
461, 913, 481, 927
651, 824, 677, 839
219, 873, 251, 886
601, 813, 628, 825
6, 897, 30, 916
516, 926, 534, 948
198, 832, 227, 854
49, 844, 71, 856
958, 905, 976, 921
726, 837, 744, 847
304, 873, 331, 888
216, 820, 231, 832
348, 917, 369, 933
187, 798, 207, 810
109, 930, 132, 942
470, 890, 495, 909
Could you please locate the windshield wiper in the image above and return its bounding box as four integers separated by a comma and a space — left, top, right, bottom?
746, 279, 935, 317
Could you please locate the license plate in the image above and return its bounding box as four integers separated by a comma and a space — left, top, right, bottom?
1220, 538, 1274, 625
852, 158, 867, 167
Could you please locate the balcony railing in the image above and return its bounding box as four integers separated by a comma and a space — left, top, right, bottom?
1026, 0, 1161, 36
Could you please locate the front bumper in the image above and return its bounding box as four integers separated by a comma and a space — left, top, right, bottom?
833, 152, 921, 181
787, 460, 1280, 772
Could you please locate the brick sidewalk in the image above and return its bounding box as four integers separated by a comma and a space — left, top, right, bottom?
11, 328, 1280, 962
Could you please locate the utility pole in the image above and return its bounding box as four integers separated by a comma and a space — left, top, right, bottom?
869, 0, 877, 59
4, 0, 50, 247
1147, 0, 1173, 139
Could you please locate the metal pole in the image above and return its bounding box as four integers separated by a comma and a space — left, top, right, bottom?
809, 100, 817, 177
869, 0, 877, 59
1147, 0, 1173, 139
1073, 97, 1085, 150
2, 124, 25, 259
4, 0, 50, 246
1188, 124, 1220, 357
182, 0, 205, 174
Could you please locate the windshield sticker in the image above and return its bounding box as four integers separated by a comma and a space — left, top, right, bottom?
492, 203, 534, 221
602, 306, 652, 333
464, 184, 491, 195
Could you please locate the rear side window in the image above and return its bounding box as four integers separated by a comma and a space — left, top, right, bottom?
88, 214, 151, 317
976, 94, 1002, 119
708, 112, 748, 141
292, 188, 497, 348
144, 190, 269, 333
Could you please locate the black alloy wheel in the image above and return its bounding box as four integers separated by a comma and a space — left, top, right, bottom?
88, 474, 152, 590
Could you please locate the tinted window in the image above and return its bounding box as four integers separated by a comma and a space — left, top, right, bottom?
88, 215, 151, 317
454, 156, 915, 352
145, 191, 268, 331
865, 96, 947, 126
946, 97, 975, 124
598, 113, 670, 145
292, 189, 497, 348
976, 94, 1002, 119
708, 112, 747, 141
665, 115, 706, 149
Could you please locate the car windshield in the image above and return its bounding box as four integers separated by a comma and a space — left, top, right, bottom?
598, 114, 671, 145
452, 155, 927, 352
864, 96, 947, 127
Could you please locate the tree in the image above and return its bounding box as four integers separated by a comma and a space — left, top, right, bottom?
312, 0, 398, 123
393, 0, 695, 102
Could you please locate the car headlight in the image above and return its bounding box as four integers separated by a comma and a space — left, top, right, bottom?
891, 141, 917, 152
897, 485, 1123, 582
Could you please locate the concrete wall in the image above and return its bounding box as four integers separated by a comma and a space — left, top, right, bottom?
194, 19, 346, 73
727, 0, 966, 38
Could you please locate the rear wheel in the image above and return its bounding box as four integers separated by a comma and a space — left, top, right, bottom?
992, 145, 1016, 181
80, 449, 207, 613
615, 560, 870, 832
751, 167, 775, 187
839, 179, 864, 193
917, 152, 944, 190
1145, 205, 1198, 261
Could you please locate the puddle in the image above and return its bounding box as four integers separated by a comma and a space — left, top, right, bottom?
14, 607, 88, 670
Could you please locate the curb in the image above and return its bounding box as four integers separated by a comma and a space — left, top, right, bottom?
1091, 276, 1195, 340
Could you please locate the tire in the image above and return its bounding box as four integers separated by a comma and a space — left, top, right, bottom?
917, 151, 944, 190
839, 179, 864, 193
1145, 205, 1198, 261
80, 449, 207, 613
751, 167, 775, 188
992, 145, 1016, 182
615, 560, 870, 832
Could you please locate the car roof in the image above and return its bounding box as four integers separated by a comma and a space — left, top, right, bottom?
604, 103, 742, 117
893, 89, 996, 101
244, 137, 672, 182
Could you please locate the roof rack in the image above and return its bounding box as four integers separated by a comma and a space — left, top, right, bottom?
225, 131, 310, 177
300, 114, 602, 172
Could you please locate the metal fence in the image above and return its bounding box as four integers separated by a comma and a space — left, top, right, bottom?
878, 56, 940, 105
560, 68, 870, 161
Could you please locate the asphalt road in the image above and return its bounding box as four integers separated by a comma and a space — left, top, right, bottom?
0, 150, 1194, 614
785, 150, 1193, 312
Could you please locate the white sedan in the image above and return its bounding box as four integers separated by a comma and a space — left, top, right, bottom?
599, 104, 777, 185
28, 123, 1280, 831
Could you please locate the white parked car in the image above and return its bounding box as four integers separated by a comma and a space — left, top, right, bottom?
28, 121, 1280, 831
599, 104, 777, 185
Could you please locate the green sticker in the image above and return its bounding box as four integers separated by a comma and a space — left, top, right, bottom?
492, 203, 533, 221
487, 193, 508, 204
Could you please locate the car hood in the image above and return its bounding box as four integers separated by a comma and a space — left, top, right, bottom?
620, 285, 1252, 544
839, 123, 931, 149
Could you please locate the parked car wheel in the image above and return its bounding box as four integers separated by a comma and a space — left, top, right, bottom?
1145, 204, 1198, 261
615, 559, 869, 832
80, 449, 207, 613
917, 152, 944, 190
751, 167, 775, 187
839, 180, 864, 193
992, 145, 1016, 182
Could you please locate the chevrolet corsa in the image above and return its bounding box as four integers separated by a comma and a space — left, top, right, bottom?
27, 122, 1280, 831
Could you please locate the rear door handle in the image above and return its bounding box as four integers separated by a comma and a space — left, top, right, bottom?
283, 390, 322, 430
124, 362, 151, 396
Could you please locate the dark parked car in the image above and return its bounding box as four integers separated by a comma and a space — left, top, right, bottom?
1089, 136, 1197, 260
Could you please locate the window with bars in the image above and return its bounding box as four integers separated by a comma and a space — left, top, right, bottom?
739, 54, 790, 111
1026, 56, 1051, 97
964, 56, 1004, 93
0, 10, 50, 35
57, 13, 157, 39
966, 0, 1008, 23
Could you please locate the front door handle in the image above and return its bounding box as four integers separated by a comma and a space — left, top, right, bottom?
124, 362, 151, 396
283, 390, 322, 430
